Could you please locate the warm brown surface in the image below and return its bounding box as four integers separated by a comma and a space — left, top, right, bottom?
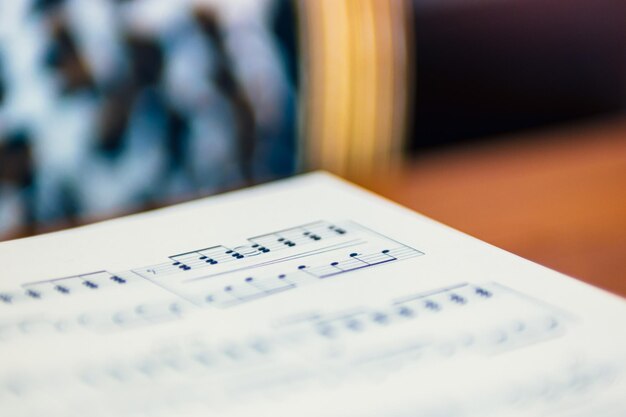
357, 116, 626, 298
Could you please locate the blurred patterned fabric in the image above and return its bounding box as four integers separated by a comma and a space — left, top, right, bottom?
0, 0, 297, 236
4, 0, 621, 238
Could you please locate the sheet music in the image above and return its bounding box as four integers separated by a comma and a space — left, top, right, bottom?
1, 172, 625, 417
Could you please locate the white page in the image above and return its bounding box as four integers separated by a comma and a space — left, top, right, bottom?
1, 172, 625, 417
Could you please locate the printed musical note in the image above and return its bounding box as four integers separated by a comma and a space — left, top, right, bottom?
248, 221, 347, 252
300, 247, 421, 279
135, 222, 354, 278
3, 220, 424, 315
203, 272, 308, 307
393, 283, 493, 315
9, 271, 142, 307
55, 285, 70, 294
193, 246, 421, 308
169, 245, 239, 271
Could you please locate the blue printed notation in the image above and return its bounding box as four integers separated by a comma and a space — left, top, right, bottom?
0, 283, 587, 412
135, 221, 351, 277
277, 284, 494, 339
1, 271, 131, 306
248, 221, 347, 251
390, 283, 496, 317
197, 246, 423, 308
203, 272, 316, 307
274, 282, 564, 362
0, 299, 189, 342
299, 246, 422, 278
135, 245, 253, 277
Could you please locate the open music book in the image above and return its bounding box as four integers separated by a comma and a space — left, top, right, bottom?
1, 172, 625, 417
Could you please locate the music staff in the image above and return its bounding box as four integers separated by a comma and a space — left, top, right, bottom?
2, 220, 424, 313
136, 221, 352, 277
300, 246, 421, 279
199, 246, 422, 308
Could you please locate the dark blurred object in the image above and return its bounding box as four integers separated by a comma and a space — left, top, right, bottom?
0, 131, 36, 232
32, 0, 66, 13
408, 0, 626, 151
126, 34, 164, 88
44, 14, 95, 94
95, 87, 133, 157
0, 55, 5, 105
195, 7, 256, 183
272, 0, 299, 88
0, 131, 34, 190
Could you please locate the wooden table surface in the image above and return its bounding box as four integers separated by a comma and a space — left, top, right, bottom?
357, 116, 626, 298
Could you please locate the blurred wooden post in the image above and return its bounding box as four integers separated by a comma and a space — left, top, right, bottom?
298, 0, 413, 178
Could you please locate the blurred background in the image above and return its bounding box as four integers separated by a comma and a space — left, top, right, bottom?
1, 0, 625, 293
